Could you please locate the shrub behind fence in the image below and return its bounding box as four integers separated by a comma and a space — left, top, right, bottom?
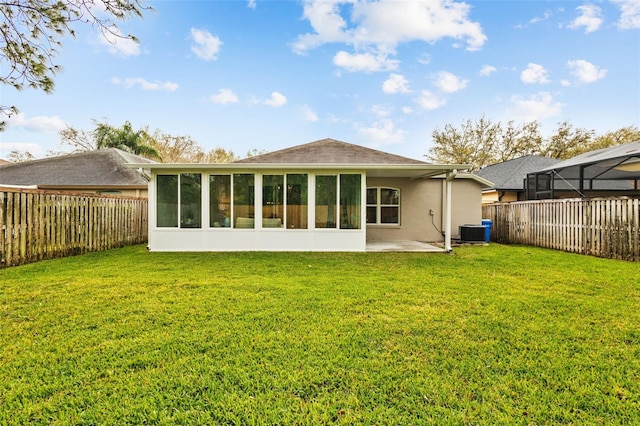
1, 188, 148, 268
482, 197, 640, 262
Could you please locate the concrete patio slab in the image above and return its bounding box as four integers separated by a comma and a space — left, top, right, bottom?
366, 240, 445, 252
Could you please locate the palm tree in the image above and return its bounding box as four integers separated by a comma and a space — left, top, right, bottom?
94, 121, 162, 160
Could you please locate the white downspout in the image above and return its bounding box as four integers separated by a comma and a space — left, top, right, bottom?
444, 169, 457, 252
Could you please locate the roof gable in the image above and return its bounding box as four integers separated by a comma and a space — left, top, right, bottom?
234, 138, 428, 165
0, 148, 155, 188
476, 155, 560, 190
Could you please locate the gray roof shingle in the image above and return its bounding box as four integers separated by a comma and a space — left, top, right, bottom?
0, 148, 155, 188
476, 155, 560, 190
234, 138, 429, 165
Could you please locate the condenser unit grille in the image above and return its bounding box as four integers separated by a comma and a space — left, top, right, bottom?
459, 225, 485, 242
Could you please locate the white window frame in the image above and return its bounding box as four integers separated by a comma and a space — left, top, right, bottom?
366, 187, 400, 225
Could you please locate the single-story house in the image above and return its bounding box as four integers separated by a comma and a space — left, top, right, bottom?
131, 138, 492, 252
526, 141, 640, 199
0, 148, 155, 197
476, 155, 560, 204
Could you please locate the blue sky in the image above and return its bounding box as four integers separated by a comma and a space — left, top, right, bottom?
2, 0, 639, 161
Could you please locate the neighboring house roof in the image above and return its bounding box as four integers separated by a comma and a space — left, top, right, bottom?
0, 159, 10, 166
0, 148, 155, 189
234, 138, 428, 165
476, 155, 560, 190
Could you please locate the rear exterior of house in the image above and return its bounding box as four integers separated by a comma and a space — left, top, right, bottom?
135, 139, 489, 252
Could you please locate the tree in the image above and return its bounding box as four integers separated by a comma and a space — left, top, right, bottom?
58, 123, 248, 163
426, 117, 621, 170
149, 132, 240, 163
7, 149, 34, 162
58, 125, 96, 153
93, 121, 161, 160
0, 0, 149, 118
590, 126, 640, 151
541, 121, 594, 160
428, 116, 503, 172
150, 132, 206, 163
494, 120, 543, 163
57, 120, 160, 160
205, 147, 238, 163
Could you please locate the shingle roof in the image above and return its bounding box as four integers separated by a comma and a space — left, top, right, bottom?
476, 155, 560, 190
0, 148, 155, 188
234, 138, 429, 165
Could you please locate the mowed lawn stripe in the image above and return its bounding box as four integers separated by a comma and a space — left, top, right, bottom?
1, 244, 639, 424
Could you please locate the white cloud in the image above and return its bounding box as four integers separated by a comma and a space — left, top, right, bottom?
98, 27, 140, 57
112, 77, 178, 91
371, 105, 393, 117
0, 142, 48, 159
521, 63, 550, 84
567, 59, 607, 83
415, 90, 446, 110
333, 51, 399, 72
507, 92, 564, 121
356, 118, 406, 145
253, 92, 288, 107
301, 105, 319, 122
382, 73, 410, 94
247, 0, 256, 9
479, 65, 497, 76
209, 89, 239, 104
611, 0, 640, 29
529, 10, 552, 25
190, 28, 223, 61
568, 4, 603, 33
417, 54, 431, 65
433, 71, 468, 93
294, 0, 486, 53
4, 113, 67, 133
292, 0, 486, 73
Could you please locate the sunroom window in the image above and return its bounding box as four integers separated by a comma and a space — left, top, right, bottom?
366, 187, 400, 225
340, 174, 361, 229
315, 175, 337, 228
315, 174, 361, 229
233, 174, 255, 228
262, 174, 308, 229
156, 173, 202, 228
210, 175, 231, 227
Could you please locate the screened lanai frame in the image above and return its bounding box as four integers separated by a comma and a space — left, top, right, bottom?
526, 141, 640, 200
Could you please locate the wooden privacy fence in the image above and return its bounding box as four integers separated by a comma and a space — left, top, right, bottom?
482, 197, 640, 262
0, 188, 148, 268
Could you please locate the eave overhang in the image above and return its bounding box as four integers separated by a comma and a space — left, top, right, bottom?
127, 162, 472, 179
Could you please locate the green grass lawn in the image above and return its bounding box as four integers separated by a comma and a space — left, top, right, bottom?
1, 244, 639, 425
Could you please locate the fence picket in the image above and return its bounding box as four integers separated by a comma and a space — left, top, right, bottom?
0, 188, 148, 268
483, 196, 640, 262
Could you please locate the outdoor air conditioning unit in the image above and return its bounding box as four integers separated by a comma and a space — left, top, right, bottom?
459, 225, 486, 243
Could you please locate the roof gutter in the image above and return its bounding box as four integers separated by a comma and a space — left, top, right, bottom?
127, 162, 472, 172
